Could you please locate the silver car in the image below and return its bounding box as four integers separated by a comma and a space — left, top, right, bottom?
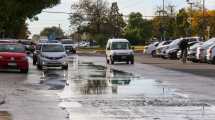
37, 43, 68, 70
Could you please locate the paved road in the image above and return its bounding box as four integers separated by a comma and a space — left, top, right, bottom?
135, 54, 215, 78
63, 55, 215, 120
1, 55, 215, 120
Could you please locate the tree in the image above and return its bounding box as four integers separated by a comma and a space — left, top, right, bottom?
70, 1, 126, 47
0, 0, 60, 38
40, 26, 64, 38
108, 2, 126, 38
123, 12, 153, 45
176, 9, 190, 37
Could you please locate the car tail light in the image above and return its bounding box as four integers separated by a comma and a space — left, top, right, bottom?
209, 49, 212, 54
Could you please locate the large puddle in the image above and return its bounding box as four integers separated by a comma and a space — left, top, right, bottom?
35, 56, 215, 120
61, 62, 176, 97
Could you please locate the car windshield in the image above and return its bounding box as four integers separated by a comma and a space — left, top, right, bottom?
42, 45, 65, 52
61, 40, 74, 44
112, 42, 130, 50
0, 44, 25, 52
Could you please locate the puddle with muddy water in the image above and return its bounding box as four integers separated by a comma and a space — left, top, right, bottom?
38, 56, 215, 120
60, 62, 176, 97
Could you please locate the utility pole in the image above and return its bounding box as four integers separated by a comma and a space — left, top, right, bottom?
186, 0, 194, 37
162, 0, 166, 41
96, 0, 100, 34
202, 0, 206, 41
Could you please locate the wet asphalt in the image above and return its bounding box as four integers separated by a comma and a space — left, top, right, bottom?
1, 55, 215, 120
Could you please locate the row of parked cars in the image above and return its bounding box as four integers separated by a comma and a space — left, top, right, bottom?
0, 39, 78, 73
144, 37, 215, 64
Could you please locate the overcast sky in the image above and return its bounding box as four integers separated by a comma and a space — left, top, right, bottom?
27, 0, 215, 37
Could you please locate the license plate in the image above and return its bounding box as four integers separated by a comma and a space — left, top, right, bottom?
8, 63, 17, 66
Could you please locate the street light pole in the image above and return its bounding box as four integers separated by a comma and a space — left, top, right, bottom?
186, 0, 194, 37
203, 0, 206, 41
162, 0, 165, 41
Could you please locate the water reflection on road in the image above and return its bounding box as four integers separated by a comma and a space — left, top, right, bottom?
38, 56, 215, 120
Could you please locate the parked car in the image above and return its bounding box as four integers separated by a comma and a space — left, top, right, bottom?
106, 39, 134, 64
187, 42, 203, 62
156, 40, 172, 57
79, 41, 90, 47
165, 37, 201, 59
196, 38, 215, 62
177, 41, 202, 61
0, 43, 29, 73
36, 43, 68, 70
145, 41, 159, 57
61, 39, 76, 54
206, 42, 215, 64
18, 40, 34, 53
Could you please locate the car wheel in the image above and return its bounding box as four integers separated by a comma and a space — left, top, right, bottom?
20, 69, 29, 73
212, 57, 215, 64
62, 65, 68, 70
151, 51, 156, 57
191, 59, 199, 63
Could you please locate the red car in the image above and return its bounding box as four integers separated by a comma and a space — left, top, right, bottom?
0, 43, 29, 73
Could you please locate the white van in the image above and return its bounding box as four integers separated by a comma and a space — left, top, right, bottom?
106, 39, 134, 64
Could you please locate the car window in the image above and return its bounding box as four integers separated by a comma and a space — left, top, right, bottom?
170, 39, 182, 45
111, 42, 129, 50
0, 44, 25, 52
42, 45, 65, 52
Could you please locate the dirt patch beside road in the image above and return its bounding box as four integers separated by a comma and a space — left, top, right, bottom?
135, 55, 215, 78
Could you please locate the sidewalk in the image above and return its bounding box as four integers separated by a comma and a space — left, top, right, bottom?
135, 54, 215, 78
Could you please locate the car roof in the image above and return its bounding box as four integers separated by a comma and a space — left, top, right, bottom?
108, 39, 129, 43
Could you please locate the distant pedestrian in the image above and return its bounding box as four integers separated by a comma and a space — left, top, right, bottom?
179, 39, 189, 63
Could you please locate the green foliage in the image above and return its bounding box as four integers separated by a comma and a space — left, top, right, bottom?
0, 0, 60, 38
176, 9, 190, 37
123, 12, 153, 45
40, 26, 64, 38
70, 0, 126, 47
